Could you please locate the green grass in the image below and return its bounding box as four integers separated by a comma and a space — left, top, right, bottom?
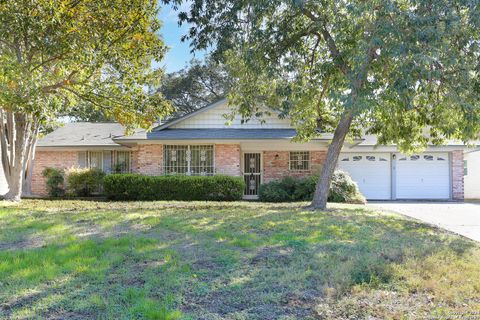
0, 200, 479, 319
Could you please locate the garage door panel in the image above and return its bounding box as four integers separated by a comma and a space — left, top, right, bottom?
395, 153, 450, 199
339, 153, 391, 200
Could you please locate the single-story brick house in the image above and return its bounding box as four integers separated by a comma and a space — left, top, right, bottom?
15, 99, 478, 200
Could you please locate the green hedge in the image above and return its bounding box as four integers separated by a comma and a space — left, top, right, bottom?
104, 174, 245, 201
42, 167, 65, 197
67, 168, 106, 197
258, 171, 366, 203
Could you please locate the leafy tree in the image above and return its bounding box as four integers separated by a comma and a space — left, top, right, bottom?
160, 57, 231, 117
65, 57, 230, 122
0, 0, 172, 201
165, 0, 480, 209
63, 103, 115, 122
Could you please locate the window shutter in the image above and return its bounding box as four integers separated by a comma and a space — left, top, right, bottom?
78, 151, 87, 168
103, 151, 112, 173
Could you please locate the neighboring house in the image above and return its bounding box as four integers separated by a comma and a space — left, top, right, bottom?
27, 99, 471, 200
464, 149, 480, 199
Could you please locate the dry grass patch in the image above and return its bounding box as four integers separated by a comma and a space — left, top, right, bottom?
0, 200, 479, 319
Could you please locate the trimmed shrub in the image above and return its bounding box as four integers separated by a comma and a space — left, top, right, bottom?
42, 167, 65, 197
103, 174, 245, 201
329, 170, 366, 204
67, 168, 106, 197
293, 175, 318, 201
257, 180, 291, 202
258, 170, 365, 203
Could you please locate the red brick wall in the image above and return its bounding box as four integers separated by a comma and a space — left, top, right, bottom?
134, 144, 163, 175
130, 148, 139, 173
215, 144, 241, 176
452, 150, 464, 200
32, 151, 79, 195
263, 150, 326, 182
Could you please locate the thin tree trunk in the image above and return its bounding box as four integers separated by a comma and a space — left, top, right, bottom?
311, 110, 354, 210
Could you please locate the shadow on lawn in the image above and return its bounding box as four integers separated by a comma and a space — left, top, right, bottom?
0, 203, 477, 319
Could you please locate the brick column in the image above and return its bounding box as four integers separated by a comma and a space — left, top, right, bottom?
135, 144, 163, 176
215, 144, 241, 176
452, 150, 464, 200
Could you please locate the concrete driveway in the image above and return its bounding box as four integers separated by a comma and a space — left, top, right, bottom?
369, 202, 480, 242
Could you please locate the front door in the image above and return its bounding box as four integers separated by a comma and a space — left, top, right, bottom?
243, 153, 262, 198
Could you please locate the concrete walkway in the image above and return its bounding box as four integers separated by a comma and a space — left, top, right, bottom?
369, 202, 480, 242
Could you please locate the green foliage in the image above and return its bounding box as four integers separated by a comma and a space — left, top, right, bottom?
104, 174, 245, 201
258, 172, 365, 203
0, 0, 172, 132
257, 180, 292, 202
67, 168, 106, 197
41, 167, 65, 197
160, 57, 232, 117
166, 0, 480, 152
329, 171, 366, 204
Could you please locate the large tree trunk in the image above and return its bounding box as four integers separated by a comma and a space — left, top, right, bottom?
21, 131, 38, 197
0, 110, 39, 201
311, 110, 354, 210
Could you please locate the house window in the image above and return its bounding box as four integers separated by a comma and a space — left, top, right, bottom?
289, 151, 310, 171
87, 151, 103, 170
164, 145, 214, 175
464, 160, 468, 176
113, 151, 131, 173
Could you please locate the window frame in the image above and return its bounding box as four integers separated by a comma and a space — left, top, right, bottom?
289, 151, 310, 171
163, 144, 215, 176
112, 150, 131, 173
87, 151, 103, 170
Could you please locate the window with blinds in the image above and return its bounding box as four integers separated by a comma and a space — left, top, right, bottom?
87, 151, 103, 170
164, 145, 214, 176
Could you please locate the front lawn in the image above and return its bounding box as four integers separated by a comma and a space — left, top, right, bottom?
0, 200, 479, 319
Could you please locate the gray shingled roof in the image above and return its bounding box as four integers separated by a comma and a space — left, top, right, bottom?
141, 129, 332, 140
37, 122, 473, 147
37, 122, 145, 147
149, 129, 296, 140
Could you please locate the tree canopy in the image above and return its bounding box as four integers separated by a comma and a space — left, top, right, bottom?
0, 0, 172, 200
159, 57, 231, 117
165, 0, 480, 208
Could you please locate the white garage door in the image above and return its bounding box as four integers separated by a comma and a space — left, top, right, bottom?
338, 153, 391, 200
395, 153, 450, 199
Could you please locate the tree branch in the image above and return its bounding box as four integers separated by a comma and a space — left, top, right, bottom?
302, 9, 350, 75
30, 52, 70, 72
42, 70, 78, 93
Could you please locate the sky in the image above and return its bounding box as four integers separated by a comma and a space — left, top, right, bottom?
156, 2, 207, 73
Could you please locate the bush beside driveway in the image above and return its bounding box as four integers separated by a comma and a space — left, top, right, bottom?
0, 200, 479, 319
